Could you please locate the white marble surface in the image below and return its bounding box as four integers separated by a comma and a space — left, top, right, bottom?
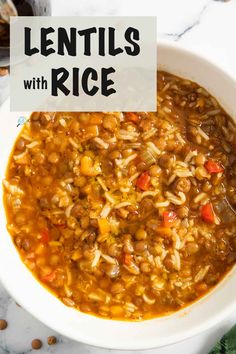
1, 0, 236, 353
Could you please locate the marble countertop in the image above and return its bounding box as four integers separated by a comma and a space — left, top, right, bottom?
1, 0, 236, 353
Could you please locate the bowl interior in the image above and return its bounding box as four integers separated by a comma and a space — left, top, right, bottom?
1, 41, 236, 350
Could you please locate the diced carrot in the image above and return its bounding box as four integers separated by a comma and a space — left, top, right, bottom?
136, 172, 150, 191
156, 227, 172, 237
80, 156, 101, 176
201, 202, 215, 224
35, 243, 45, 255
89, 115, 103, 125
163, 211, 177, 227
83, 125, 99, 140
41, 271, 56, 283
196, 98, 205, 108
39, 229, 50, 244
25, 252, 35, 259
71, 249, 82, 261
98, 218, 110, 234
204, 160, 224, 174
124, 253, 133, 266
125, 112, 140, 123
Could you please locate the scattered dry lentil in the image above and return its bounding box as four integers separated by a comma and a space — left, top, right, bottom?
47, 335, 57, 345
31, 339, 42, 350
0, 319, 7, 330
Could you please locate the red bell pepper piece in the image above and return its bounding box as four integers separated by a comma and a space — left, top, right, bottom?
201, 202, 215, 224
163, 211, 177, 227
125, 112, 140, 123
136, 172, 150, 191
204, 160, 224, 174
39, 229, 50, 244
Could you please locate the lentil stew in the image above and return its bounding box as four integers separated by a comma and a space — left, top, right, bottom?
3, 71, 236, 321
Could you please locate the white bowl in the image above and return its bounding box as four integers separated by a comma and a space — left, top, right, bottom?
1, 40, 236, 350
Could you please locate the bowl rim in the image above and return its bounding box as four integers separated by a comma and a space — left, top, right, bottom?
1, 38, 236, 350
